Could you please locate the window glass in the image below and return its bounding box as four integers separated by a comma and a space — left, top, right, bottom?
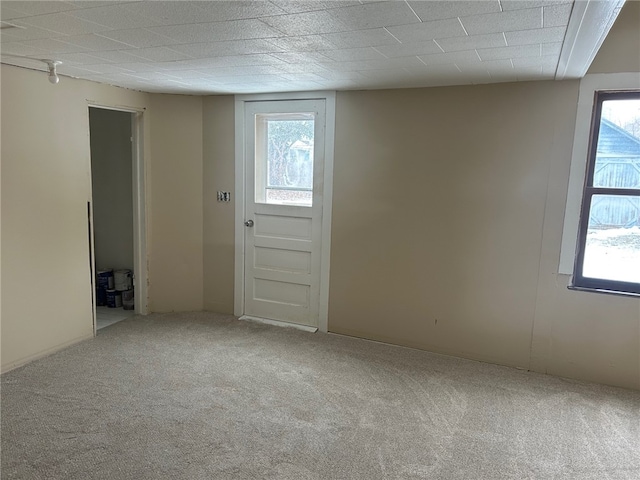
573, 91, 640, 294
592, 99, 640, 188
255, 114, 314, 207
582, 194, 640, 283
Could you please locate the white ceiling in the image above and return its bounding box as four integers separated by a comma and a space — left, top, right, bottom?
0, 0, 625, 95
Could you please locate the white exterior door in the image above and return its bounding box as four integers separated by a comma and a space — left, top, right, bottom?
242, 99, 326, 328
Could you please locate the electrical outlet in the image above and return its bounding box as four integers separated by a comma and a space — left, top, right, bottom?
217, 191, 231, 202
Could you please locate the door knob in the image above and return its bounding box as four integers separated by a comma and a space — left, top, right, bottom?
244, 219, 254, 227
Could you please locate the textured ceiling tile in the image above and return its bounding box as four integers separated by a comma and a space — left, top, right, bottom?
67, 2, 120, 8
321, 28, 400, 49
14, 37, 88, 54
407, 1, 501, 22
270, 1, 360, 14
386, 18, 465, 43
328, 2, 420, 30
477, 44, 541, 61
148, 19, 282, 43
374, 41, 444, 58
106, 62, 161, 73
312, 69, 364, 80
327, 56, 425, 72
0, 21, 67, 41
163, 70, 212, 80
195, 1, 287, 22
47, 52, 111, 65
543, 3, 573, 28
505, 26, 566, 45
121, 1, 216, 26
270, 51, 334, 64
260, 10, 349, 36
171, 39, 281, 58
319, 47, 386, 62
512, 54, 558, 68
124, 47, 193, 62
97, 28, 179, 48
417, 50, 483, 66
275, 63, 332, 74
59, 33, 132, 51
541, 41, 563, 56
195, 53, 285, 68
0, 0, 580, 94
460, 8, 543, 35
279, 72, 329, 82
437, 33, 506, 52
58, 64, 106, 76
88, 49, 165, 64
20, 12, 111, 36
266, 35, 335, 52
405, 63, 462, 75
501, 1, 571, 11
123, 71, 187, 81
205, 73, 286, 85
197, 65, 286, 77
68, 4, 160, 30
3, 1, 79, 16
459, 59, 514, 73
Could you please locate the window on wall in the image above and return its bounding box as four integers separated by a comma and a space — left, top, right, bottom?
571, 90, 640, 295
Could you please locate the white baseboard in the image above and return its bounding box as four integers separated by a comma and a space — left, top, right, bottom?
1, 333, 94, 374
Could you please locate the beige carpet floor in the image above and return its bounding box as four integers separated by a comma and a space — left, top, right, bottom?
1, 312, 639, 479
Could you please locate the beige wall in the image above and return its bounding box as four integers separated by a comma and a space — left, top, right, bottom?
1, 65, 205, 370
329, 80, 639, 390
203, 96, 235, 314
0, 65, 150, 371
89, 108, 134, 272
147, 94, 204, 313
588, 0, 640, 75
200, 3, 640, 389
2, 0, 638, 387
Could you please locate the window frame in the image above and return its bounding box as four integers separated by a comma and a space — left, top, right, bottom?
570, 89, 640, 295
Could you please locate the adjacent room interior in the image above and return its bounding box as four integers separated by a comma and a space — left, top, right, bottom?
1, 0, 639, 478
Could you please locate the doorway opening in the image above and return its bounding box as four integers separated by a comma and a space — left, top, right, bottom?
88, 106, 146, 332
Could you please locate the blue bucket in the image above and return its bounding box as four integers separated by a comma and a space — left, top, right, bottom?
96, 269, 114, 306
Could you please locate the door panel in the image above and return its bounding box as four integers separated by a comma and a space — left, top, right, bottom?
254, 247, 312, 275
244, 99, 325, 327
254, 213, 312, 240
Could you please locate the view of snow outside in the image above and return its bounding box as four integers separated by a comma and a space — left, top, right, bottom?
584, 226, 640, 283
265, 118, 314, 207
583, 98, 640, 283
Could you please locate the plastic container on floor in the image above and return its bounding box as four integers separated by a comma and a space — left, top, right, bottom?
122, 289, 134, 311
106, 289, 122, 308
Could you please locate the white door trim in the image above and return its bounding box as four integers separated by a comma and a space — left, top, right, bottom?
234, 91, 335, 333
87, 103, 149, 329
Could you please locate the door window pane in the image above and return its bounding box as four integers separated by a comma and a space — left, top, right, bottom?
255, 113, 314, 207
582, 194, 640, 283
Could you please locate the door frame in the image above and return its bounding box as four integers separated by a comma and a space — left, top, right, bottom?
87, 102, 148, 334
234, 91, 336, 333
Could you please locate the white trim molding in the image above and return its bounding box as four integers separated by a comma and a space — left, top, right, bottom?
86, 102, 148, 317
234, 91, 336, 333
559, 73, 640, 274
556, 0, 626, 80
